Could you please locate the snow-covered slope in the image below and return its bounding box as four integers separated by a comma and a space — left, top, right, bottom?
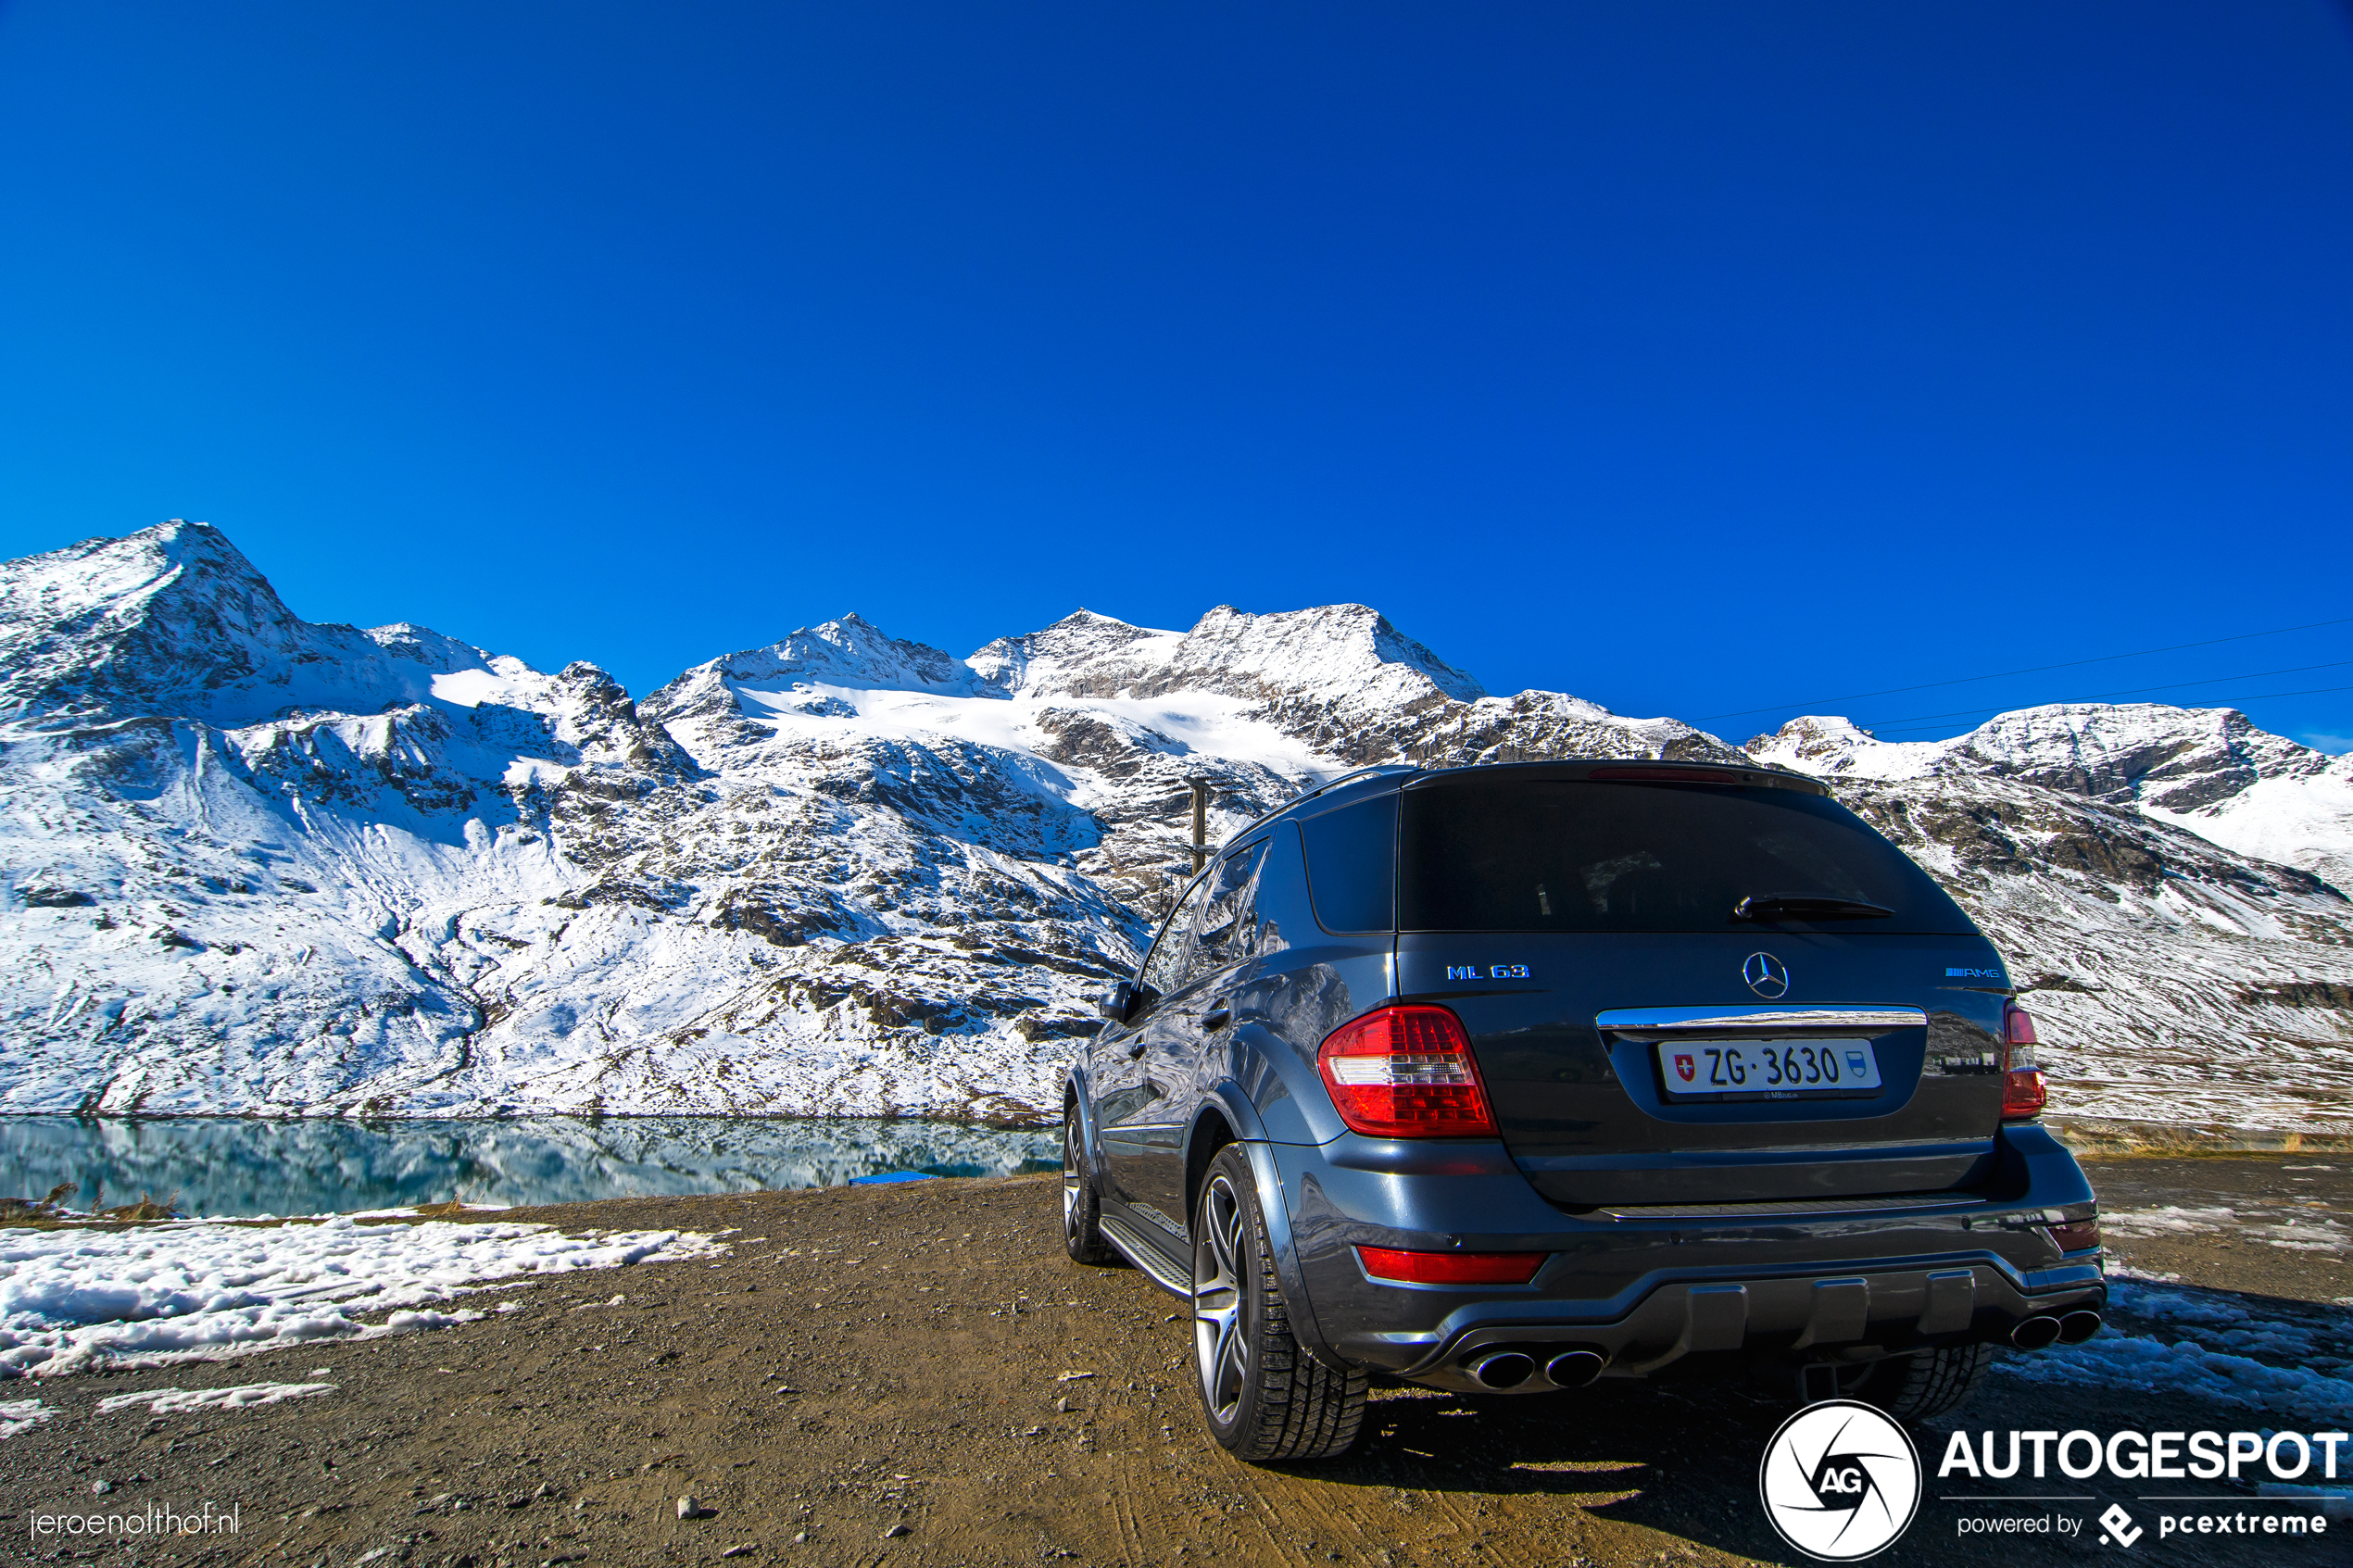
4, 520, 2349, 1136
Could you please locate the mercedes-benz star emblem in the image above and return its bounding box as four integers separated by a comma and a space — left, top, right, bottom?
1743, 952, 1790, 998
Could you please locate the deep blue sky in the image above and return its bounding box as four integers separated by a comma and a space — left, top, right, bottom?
3, 3, 2349, 747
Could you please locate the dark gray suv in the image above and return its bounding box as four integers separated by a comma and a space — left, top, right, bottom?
1062, 759, 2104, 1461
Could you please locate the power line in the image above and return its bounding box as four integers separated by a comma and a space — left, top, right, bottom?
1863, 684, 2353, 739
1698, 615, 2353, 722
1851, 659, 2353, 730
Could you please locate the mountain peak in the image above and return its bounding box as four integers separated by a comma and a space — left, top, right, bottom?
748, 614, 974, 692
966, 600, 1490, 713
1155, 603, 1489, 706
966, 609, 1175, 697
642, 612, 986, 726
0, 519, 365, 724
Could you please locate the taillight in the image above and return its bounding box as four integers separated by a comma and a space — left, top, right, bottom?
2001, 1003, 2046, 1122
1356, 1246, 1545, 1286
1317, 1004, 1496, 1138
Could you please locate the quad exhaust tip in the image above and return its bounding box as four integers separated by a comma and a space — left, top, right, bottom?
2010, 1315, 2063, 1350
1466, 1351, 1537, 1390
2057, 1310, 2104, 1344
1463, 1348, 1604, 1390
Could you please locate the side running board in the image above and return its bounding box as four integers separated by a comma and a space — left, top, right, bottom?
1100, 1214, 1192, 1298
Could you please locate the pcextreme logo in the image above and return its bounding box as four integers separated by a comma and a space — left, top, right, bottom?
1758, 1400, 1922, 1561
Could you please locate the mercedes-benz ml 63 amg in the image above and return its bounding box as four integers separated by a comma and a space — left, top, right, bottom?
1061, 759, 2103, 1461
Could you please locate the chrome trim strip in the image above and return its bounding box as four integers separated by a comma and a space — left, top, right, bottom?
1100, 1214, 1192, 1298
1596, 1005, 1927, 1034
1599, 1191, 1981, 1219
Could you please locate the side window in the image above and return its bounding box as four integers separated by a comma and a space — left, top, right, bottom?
1247, 822, 1315, 961
1138, 873, 1211, 997
1300, 794, 1398, 933
1186, 841, 1270, 985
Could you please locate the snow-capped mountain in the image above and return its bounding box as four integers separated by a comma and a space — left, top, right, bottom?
2, 519, 2349, 1136
1751, 706, 2353, 894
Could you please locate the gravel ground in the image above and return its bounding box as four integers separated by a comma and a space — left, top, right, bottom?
1, 1160, 2347, 1568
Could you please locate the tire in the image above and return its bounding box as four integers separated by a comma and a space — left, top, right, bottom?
1062, 1102, 1117, 1265
1190, 1144, 1366, 1461
1852, 1341, 1995, 1421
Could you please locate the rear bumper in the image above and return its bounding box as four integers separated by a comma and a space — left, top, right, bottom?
1340, 1257, 2106, 1390
1272, 1121, 2104, 1386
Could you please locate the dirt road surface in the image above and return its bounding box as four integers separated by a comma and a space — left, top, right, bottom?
3, 1158, 2347, 1568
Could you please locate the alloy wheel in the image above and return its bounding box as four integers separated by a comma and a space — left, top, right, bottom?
1192, 1172, 1250, 1423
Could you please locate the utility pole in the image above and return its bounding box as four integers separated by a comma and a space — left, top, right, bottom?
1187, 777, 1212, 876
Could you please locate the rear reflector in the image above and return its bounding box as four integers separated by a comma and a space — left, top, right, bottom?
2001, 1003, 2046, 1122
1355, 1246, 1546, 1286
2046, 1217, 2100, 1252
1318, 1004, 1496, 1138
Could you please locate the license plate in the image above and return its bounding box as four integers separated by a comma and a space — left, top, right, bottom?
1655, 1038, 1881, 1098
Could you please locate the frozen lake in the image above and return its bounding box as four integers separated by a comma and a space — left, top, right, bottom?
0, 1115, 1059, 1219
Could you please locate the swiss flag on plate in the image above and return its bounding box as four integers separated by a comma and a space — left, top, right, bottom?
1674, 1053, 1696, 1083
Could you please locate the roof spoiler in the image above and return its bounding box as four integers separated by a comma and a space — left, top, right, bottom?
1199, 756, 1818, 869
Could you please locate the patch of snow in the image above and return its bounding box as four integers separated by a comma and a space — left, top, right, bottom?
0, 1396, 57, 1437
2100, 1207, 2241, 1236
1991, 1276, 2353, 1429
0, 1216, 724, 1378
2145, 763, 2353, 895
94, 1381, 335, 1414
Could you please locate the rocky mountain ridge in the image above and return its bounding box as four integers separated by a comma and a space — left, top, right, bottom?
1751, 706, 2353, 893
2, 520, 2349, 1133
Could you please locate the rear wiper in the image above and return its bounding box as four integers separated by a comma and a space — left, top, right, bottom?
1731, 894, 1894, 922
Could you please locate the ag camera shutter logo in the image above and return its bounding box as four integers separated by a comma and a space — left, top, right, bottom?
1758, 1400, 1922, 1561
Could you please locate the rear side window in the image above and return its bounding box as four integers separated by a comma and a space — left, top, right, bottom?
1139, 873, 1211, 995
1187, 840, 1271, 985
1300, 795, 1396, 933
1398, 779, 1973, 935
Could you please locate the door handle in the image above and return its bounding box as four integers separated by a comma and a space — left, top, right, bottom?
1201, 1006, 1232, 1031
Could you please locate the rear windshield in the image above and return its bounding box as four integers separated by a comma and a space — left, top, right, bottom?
1398, 778, 1973, 935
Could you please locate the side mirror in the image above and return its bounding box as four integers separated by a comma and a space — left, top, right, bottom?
1099, 981, 1138, 1022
